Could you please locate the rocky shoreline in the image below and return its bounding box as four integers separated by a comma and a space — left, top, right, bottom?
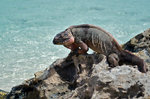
4, 28, 150, 99
0, 90, 7, 99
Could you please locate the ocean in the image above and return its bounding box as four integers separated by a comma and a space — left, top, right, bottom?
0, 0, 150, 91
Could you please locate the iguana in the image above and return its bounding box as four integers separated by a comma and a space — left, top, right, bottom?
53, 24, 147, 73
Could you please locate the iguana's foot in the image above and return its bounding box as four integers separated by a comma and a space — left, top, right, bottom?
108, 53, 119, 67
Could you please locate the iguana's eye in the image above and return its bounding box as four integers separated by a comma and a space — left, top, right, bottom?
64, 33, 68, 36
63, 33, 69, 38
63, 33, 68, 37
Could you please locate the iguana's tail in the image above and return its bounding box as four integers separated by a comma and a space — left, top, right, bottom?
119, 50, 147, 73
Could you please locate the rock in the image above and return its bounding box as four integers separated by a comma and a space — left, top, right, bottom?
123, 28, 150, 52
7, 58, 77, 99
63, 54, 150, 99
0, 89, 8, 99
7, 28, 150, 99
90, 64, 150, 99
7, 53, 150, 99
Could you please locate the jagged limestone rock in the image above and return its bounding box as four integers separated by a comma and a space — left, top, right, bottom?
7, 58, 77, 99
7, 52, 150, 99
7, 28, 150, 99
123, 28, 150, 52
0, 89, 8, 99
66, 54, 150, 99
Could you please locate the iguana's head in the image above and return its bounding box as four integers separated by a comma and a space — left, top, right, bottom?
53, 29, 74, 45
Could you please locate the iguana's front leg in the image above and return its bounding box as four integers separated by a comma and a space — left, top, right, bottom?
64, 44, 78, 61
75, 41, 89, 54
64, 41, 88, 62
64, 41, 89, 54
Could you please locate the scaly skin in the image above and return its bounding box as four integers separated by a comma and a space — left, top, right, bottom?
53, 24, 147, 73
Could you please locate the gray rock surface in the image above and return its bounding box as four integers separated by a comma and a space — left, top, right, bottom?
7, 29, 150, 99
0, 89, 8, 99
123, 28, 150, 52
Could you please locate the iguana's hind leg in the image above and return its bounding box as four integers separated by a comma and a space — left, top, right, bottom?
108, 53, 119, 67
120, 50, 147, 73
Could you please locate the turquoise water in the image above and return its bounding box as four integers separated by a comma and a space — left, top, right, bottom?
0, 0, 150, 91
